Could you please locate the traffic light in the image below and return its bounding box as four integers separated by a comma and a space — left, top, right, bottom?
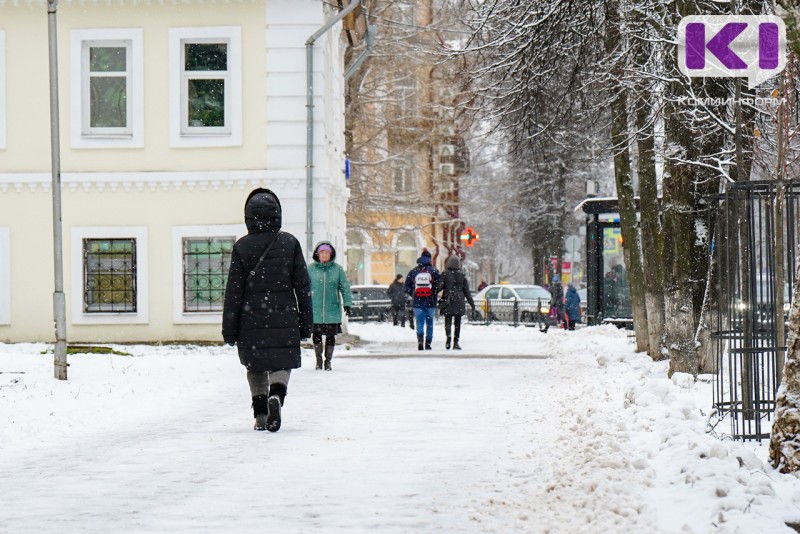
460, 227, 479, 247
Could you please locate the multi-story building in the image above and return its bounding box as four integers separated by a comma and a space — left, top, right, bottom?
0, 0, 360, 342
344, 0, 469, 285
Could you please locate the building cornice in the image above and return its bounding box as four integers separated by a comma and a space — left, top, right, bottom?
0, 170, 303, 194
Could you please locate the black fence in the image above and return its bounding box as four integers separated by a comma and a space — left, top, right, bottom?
711, 180, 798, 440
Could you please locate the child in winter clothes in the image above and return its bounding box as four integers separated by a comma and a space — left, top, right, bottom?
222, 188, 312, 432
439, 256, 475, 349
308, 242, 352, 370
405, 248, 442, 350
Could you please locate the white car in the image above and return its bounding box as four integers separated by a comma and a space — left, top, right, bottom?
473, 284, 552, 323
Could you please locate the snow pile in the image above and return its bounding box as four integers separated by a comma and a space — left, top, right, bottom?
1, 323, 799, 532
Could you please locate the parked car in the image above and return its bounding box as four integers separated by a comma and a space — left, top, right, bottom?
473, 284, 552, 323
349, 285, 391, 322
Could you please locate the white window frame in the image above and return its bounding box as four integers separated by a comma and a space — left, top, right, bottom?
0, 228, 10, 325
169, 27, 242, 148
0, 32, 6, 150
71, 226, 149, 325
171, 224, 244, 324
70, 29, 143, 149
393, 163, 414, 194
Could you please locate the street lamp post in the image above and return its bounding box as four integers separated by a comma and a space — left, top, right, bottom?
47, 0, 68, 380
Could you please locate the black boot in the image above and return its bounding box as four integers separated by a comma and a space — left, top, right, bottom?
324, 343, 334, 371
314, 341, 323, 370
266, 383, 286, 432
445, 336, 451, 350
425, 338, 432, 350
252, 394, 270, 431
452, 338, 461, 350
417, 334, 424, 351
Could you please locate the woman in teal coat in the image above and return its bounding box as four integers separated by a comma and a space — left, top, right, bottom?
307, 241, 352, 370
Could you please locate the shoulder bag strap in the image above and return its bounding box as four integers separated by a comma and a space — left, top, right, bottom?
246, 231, 282, 282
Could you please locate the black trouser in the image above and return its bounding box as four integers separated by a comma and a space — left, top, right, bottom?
312, 333, 335, 347
444, 314, 462, 340
391, 305, 405, 326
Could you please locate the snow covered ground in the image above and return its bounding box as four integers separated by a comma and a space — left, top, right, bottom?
1, 322, 799, 533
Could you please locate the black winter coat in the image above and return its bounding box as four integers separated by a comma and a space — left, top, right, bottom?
440, 267, 475, 316
222, 188, 313, 372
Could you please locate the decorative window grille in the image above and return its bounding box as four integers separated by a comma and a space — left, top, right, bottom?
182, 237, 234, 312
84, 42, 131, 134
182, 40, 230, 134
83, 238, 136, 313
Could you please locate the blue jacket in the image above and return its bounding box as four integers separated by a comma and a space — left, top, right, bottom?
404, 255, 442, 309
565, 286, 581, 320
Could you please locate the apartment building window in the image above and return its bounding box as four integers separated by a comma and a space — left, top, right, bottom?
70, 29, 143, 148
83, 238, 137, 313
393, 163, 414, 194
172, 224, 243, 323
394, 74, 416, 116
170, 27, 242, 147
72, 227, 148, 324
182, 237, 234, 312
396, 1, 415, 24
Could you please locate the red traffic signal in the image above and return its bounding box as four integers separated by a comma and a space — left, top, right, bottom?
460, 227, 479, 247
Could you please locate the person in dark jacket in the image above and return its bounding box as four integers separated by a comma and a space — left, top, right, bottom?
405, 248, 442, 350
387, 274, 406, 327
222, 188, 312, 432
564, 283, 582, 330
549, 275, 566, 328
439, 256, 475, 350
308, 241, 352, 371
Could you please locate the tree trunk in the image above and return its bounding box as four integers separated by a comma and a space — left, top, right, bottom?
635, 86, 664, 361
606, 0, 649, 353
769, 257, 800, 473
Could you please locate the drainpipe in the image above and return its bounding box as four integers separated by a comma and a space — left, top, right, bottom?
306, 0, 360, 258
344, 24, 376, 81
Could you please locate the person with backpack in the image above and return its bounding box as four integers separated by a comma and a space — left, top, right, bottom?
405, 248, 442, 350
222, 188, 312, 432
439, 256, 475, 350
387, 274, 406, 327
308, 241, 352, 371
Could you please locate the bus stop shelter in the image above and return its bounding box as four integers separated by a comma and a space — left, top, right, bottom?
576, 197, 632, 326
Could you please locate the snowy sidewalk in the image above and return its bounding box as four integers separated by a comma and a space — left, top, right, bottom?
1, 324, 799, 533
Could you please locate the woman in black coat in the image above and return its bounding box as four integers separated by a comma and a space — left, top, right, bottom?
222, 188, 312, 432
439, 256, 475, 350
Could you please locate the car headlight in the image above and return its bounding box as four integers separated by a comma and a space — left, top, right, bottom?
736, 300, 748, 311
540, 306, 550, 314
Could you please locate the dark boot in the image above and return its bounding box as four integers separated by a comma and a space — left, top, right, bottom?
266, 383, 286, 432
252, 394, 270, 431
445, 336, 451, 350
314, 341, 323, 370
417, 334, 424, 351
425, 338, 432, 350
452, 338, 461, 350
324, 343, 334, 371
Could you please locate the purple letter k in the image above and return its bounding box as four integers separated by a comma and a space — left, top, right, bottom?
686, 22, 748, 70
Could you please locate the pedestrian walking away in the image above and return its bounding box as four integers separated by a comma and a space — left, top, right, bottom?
308, 241, 352, 371
405, 248, 442, 350
565, 283, 582, 331
550, 275, 565, 329
222, 188, 312, 432
387, 274, 407, 327
439, 256, 475, 350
